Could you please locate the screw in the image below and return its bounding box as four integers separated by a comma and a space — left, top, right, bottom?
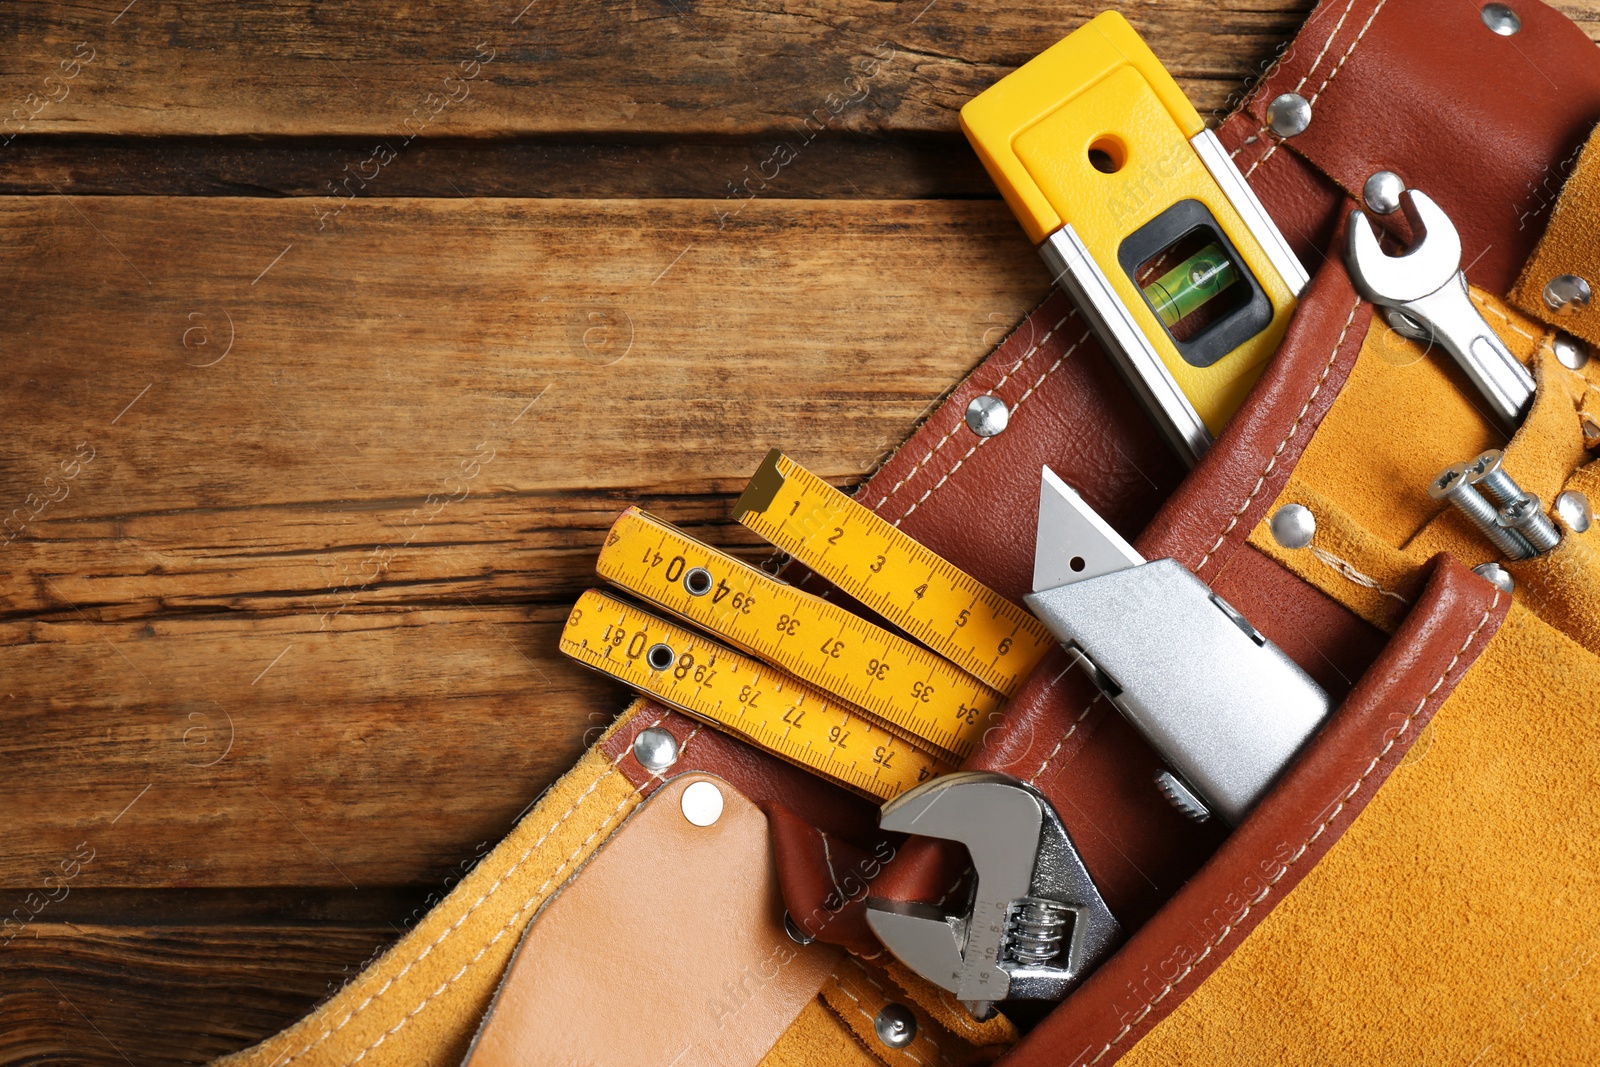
1498, 494, 1561, 555
1429, 462, 1534, 559
1466, 449, 1522, 505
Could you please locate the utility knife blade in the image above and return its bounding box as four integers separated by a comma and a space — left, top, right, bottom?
1031, 466, 1143, 593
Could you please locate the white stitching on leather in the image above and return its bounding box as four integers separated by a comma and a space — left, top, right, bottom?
1236, 0, 1361, 175
1308, 545, 1411, 605
1244, 0, 1390, 180
894, 324, 1094, 526
1194, 297, 1360, 573
1474, 294, 1539, 344
1027, 658, 1105, 784
872, 309, 1076, 515
277, 714, 689, 1064
344, 723, 708, 1063
832, 958, 954, 1067
1082, 587, 1500, 1065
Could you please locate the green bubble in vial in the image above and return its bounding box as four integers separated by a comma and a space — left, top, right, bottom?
1142, 242, 1240, 329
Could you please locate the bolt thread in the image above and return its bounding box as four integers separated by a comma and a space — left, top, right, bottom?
1446, 481, 1535, 559
1501, 496, 1561, 554
1006, 898, 1071, 966
1474, 468, 1523, 507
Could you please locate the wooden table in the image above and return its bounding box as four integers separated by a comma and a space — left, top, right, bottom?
2, 2, 1594, 1061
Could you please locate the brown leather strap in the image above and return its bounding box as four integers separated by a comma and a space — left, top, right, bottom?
1219, 0, 1600, 297
1008, 555, 1508, 1066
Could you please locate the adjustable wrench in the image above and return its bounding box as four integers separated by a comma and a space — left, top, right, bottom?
864, 772, 1120, 1016
1346, 189, 1534, 429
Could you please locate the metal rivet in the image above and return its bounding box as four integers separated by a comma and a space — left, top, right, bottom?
632, 727, 679, 773
1552, 332, 1589, 370
680, 780, 724, 826
683, 566, 713, 596
1543, 274, 1593, 316
1266, 92, 1312, 137
1556, 490, 1592, 533
1583, 415, 1600, 446
646, 642, 675, 671
1269, 503, 1316, 549
1480, 2, 1521, 34
965, 394, 1009, 437
1363, 171, 1405, 215
873, 1003, 918, 1049
1473, 561, 1516, 593
783, 912, 816, 946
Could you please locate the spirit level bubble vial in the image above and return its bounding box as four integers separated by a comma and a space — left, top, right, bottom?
960, 12, 1309, 465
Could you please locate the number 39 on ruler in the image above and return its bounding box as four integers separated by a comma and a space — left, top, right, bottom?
596, 508, 1003, 760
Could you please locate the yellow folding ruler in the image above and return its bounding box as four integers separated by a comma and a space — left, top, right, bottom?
595, 507, 1004, 760
562, 590, 953, 799
734, 450, 1054, 697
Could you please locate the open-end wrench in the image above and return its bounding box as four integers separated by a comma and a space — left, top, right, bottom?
1346, 189, 1535, 429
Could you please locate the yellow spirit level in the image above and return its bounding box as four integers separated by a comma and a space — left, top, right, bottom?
960, 12, 1309, 463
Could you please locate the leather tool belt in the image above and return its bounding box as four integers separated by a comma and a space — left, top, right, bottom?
216, 0, 1600, 1063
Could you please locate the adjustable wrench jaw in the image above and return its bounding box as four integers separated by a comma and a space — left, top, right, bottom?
864, 772, 1120, 1010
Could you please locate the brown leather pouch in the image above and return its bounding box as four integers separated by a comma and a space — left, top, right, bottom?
852, 0, 1600, 939
842, 0, 1600, 1062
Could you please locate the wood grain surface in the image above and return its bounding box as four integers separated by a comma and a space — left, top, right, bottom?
2, 1, 1597, 1062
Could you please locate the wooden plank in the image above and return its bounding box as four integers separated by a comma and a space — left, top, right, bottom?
0, 0, 1329, 137
0, 605, 623, 886
0, 136, 996, 198
0, 197, 1044, 615
0, 196, 1047, 885
0, 922, 399, 1065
